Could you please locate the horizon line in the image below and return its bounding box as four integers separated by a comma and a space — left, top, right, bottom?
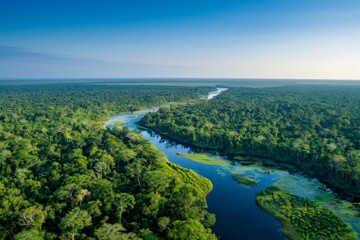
1, 77, 360, 81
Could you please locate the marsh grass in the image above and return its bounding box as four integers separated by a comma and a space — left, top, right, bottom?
176, 152, 231, 166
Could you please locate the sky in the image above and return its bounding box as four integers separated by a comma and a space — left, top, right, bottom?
0, 0, 360, 79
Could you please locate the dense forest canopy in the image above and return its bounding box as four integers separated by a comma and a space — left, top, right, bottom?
0, 84, 213, 121
141, 85, 360, 197
0, 84, 217, 239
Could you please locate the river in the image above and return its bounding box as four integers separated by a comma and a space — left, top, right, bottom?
105, 88, 360, 240
207, 87, 228, 99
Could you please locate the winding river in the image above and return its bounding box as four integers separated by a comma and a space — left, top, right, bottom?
106, 88, 360, 240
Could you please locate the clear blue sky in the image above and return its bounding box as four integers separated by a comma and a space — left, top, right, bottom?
1, 0, 360, 79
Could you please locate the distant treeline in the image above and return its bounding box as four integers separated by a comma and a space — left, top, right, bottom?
141, 85, 360, 197
0, 84, 216, 239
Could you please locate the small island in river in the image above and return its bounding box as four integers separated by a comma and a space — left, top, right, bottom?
232, 175, 258, 186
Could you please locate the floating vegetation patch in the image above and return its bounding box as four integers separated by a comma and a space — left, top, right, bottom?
264, 168, 273, 174
176, 152, 231, 166
232, 175, 258, 186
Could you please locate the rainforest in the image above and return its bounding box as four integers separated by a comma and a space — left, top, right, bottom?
0, 84, 216, 239
0, 80, 359, 240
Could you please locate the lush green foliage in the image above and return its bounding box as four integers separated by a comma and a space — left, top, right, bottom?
0, 84, 212, 121
140, 86, 360, 196
231, 175, 257, 186
256, 186, 357, 240
0, 84, 216, 239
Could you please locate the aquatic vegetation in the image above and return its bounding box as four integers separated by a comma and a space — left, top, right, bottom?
232, 175, 257, 186
176, 152, 231, 166
264, 168, 273, 174
256, 186, 358, 240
